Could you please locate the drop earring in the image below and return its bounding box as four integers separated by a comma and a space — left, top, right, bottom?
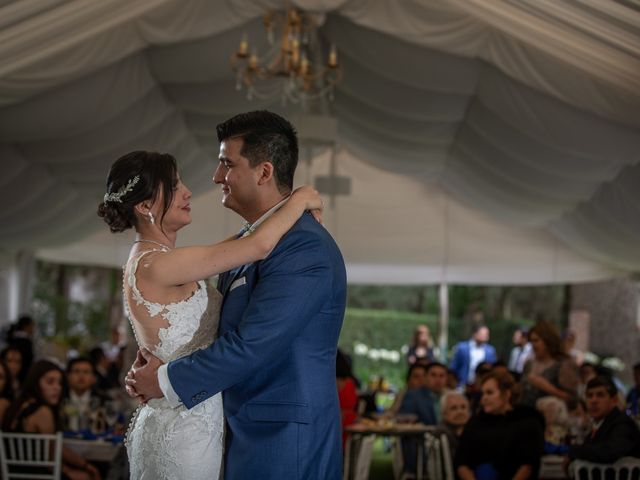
148, 212, 155, 225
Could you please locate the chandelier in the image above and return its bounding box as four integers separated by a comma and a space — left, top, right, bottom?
230, 7, 342, 106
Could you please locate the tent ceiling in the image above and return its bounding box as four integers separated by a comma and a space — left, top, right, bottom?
0, 0, 639, 284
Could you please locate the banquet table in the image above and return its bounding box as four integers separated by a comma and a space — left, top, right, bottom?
64, 438, 123, 463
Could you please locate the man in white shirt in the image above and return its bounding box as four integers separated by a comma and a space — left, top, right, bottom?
62, 357, 109, 431
450, 325, 497, 387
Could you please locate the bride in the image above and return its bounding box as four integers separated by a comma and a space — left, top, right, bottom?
97, 150, 323, 479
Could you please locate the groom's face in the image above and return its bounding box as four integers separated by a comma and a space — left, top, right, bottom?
214, 137, 261, 217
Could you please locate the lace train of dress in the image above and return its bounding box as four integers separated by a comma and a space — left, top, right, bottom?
124, 250, 224, 480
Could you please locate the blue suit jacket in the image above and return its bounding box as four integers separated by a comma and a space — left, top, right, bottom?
450, 340, 497, 386
167, 213, 347, 479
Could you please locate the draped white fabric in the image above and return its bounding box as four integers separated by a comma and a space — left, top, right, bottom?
1, 0, 639, 284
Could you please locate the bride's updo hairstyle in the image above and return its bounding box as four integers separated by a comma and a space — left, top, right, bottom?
98, 151, 178, 233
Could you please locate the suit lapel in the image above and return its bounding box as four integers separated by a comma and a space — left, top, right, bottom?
221, 264, 247, 297
218, 228, 250, 296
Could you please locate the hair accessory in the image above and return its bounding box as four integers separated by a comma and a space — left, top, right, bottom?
148, 212, 155, 225
103, 175, 140, 203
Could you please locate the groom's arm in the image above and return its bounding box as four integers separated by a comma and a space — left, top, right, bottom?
166, 226, 333, 409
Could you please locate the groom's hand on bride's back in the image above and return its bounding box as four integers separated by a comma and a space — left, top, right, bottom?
125, 348, 164, 403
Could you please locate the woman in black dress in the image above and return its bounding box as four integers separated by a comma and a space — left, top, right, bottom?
455, 369, 545, 480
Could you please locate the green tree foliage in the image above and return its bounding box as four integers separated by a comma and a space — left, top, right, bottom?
340, 284, 567, 391
32, 261, 116, 352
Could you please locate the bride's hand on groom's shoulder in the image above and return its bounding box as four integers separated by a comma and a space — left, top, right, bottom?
291, 185, 324, 224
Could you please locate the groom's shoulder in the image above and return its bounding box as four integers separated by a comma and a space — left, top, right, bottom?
292, 212, 338, 243
294, 211, 326, 231
275, 212, 339, 252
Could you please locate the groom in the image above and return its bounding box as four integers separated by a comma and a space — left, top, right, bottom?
128, 110, 347, 479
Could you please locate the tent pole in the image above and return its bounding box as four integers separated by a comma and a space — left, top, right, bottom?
438, 283, 449, 363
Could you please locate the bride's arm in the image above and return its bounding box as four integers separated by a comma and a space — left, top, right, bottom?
147, 186, 323, 286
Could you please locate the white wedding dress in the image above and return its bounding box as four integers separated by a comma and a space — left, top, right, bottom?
123, 249, 224, 480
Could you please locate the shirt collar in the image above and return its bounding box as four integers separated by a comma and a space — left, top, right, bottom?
242, 196, 290, 237
70, 390, 91, 404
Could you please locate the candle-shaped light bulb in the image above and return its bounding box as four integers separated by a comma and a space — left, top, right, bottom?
328, 43, 338, 68
249, 50, 259, 70
238, 33, 249, 57
291, 37, 300, 66
299, 53, 309, 75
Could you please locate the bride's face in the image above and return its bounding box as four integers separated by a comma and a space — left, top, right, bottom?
153, 175, 193, 232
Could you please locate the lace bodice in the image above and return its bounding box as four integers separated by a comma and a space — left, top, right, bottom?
124, 249, 222, 362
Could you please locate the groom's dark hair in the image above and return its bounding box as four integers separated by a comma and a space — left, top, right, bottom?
216, 110, 298, 193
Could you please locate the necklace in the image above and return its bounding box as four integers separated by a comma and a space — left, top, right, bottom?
133, 239, 173, 251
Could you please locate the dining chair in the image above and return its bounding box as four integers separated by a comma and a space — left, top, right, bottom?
425, 431, 454, 480
0, 431, 63, 480
573, 457, 640, 480
352, 434, 376, 480
438, 433, 454, 480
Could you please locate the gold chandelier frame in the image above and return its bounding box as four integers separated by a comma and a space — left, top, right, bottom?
230, 7, 342, 105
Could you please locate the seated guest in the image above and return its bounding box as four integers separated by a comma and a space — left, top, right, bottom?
626, 362, 640, 416
6, 315, 35, 376
1, 345, 24, 394
456, 369, 545, 480
397, 365, 438, 476
465, 361, 493, 415
62, 357, 110, 432
398, 375, 437, 425
490, 361, 511, 376
425, 362, 449, 422
384, 364, 428, 418
436, 392, 471, 459
0, 359, 14, 423
88, 347, 120, 392
446, 369, 460, 391
2, 360, 101, 480
567, 376, 640, 465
